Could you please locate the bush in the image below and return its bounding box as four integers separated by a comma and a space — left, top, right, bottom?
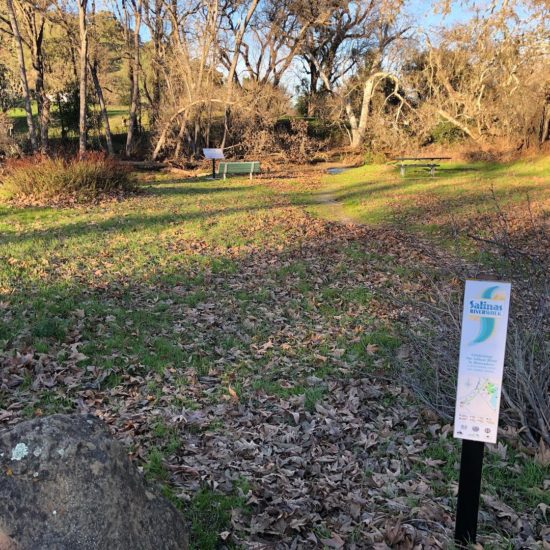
429, 120, 467, 144
0, 153, 137, 204
401, 199, 549, 449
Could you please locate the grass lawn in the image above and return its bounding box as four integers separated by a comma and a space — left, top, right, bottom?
312, 156, 550, 230
0, 163, 548, 548
7, 103, 133, 138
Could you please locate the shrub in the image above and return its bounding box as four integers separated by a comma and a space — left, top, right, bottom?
429, 120, 467, 144
0, 153, 137, 204
401, 199, 549, 449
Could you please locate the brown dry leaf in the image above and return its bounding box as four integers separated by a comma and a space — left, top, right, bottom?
320, 532, 345, 549
227, 386, 239, 402
367, 343, 379, 355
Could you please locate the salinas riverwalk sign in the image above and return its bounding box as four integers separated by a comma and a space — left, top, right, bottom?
454, 280, 511, 545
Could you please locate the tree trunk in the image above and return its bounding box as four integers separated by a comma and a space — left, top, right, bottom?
149, 0, 163, 126
57, 93, 67, 141
350, 75, 377, 149
38, 95, 50, 152
27, 12, 49, 153
344, 99, 360, 148
174, 116, 187, 159
89, 61, 114, 155
78, 0, 89, 157
540, 102, 550, 144
6, 0, 37, 152
35, 57, 49, 152
126, 1, 142, 158
307, 64, 319, 117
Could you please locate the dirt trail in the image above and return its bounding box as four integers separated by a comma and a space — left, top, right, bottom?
314, 167, 359, 225
316, 190, 357, 225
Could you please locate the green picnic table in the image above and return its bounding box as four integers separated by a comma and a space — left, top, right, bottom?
393, 157, 452, 177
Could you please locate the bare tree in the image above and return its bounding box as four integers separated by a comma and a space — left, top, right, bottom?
78, 0, 88, 156
220, 0, 260, 147
300, 0, 408, 148
5, 0, 38, 151
125, 0, 142, 157
89, 0, 113, 154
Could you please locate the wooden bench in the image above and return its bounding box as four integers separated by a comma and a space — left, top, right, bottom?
218, 161, 260, 180
393, 157, 451, 177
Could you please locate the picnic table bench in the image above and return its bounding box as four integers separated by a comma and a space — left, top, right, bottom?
218, 161, 260, 180
393, 157, 451, 177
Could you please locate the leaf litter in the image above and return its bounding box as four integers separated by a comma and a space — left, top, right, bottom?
1, 173, 548, 549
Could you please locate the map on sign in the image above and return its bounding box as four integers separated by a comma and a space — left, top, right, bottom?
458, 378, 499, 416
453, 280, 511, 444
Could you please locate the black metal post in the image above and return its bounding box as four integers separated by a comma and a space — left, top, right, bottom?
212, 159, 216, 179
455, 439, 485, 546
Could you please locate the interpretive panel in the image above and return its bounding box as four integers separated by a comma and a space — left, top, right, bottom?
453, 280, 511, 443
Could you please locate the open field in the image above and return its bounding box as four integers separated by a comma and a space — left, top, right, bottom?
1, 161, 549, 548
313, 157, 550, 228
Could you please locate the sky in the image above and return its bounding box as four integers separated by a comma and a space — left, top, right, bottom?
406, 0, 473, 29
132, 0, 475, 43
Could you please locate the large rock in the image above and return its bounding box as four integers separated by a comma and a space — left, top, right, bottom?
0, 414, 188, 550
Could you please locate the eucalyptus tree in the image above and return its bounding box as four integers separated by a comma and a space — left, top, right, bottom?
16, 0, 51, 151
77, 0, 88, 155
298, 0, 409, 148
124, 0, 142, 156
2, 0, 38, 150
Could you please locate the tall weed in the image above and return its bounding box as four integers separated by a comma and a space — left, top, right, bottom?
0, 153, 137, 204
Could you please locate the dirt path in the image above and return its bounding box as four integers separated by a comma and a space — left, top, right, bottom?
310, 166, 359, 225
316, 189, 357, 225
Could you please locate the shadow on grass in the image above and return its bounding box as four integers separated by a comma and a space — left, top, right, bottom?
148, 183, 251, 196
0, 204, 285, 246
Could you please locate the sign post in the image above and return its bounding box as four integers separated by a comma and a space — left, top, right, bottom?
453, 280, 511, 546
203, 148, 225, 179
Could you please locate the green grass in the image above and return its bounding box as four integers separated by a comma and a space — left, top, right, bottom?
186, 487, 248, 549
310, 157, 550, 231
412, 437, 549, 513
7, 101, 137, 146
7, 103, 134, 138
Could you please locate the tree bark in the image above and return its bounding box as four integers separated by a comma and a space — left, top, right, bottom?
23, 8, 49, 152
540, 102, 550, 144
78, 0, 89, 157
6, 0, 37, 152
350, 71, 388, 149
89, 60, 114, 155
38, 94, 50, 152
126, 0, 142, 158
